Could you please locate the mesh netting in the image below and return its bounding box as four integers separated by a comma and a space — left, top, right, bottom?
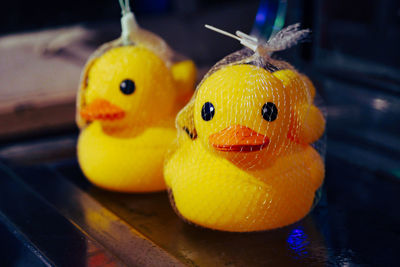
76, 9, 196, 193
164, 27, 326, 232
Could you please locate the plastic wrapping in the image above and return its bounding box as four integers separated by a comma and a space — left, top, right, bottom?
76, 1, 196, 192
164, 24, 326, 232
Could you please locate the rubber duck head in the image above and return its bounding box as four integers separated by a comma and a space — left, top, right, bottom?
78, 45, 177, 136
175, 24, 325, 168
76, 0, 181, 136
191, 63, 293, 168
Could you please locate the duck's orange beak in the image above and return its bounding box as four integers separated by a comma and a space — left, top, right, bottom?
209, 125, 269, 152
80, 99, 125, 121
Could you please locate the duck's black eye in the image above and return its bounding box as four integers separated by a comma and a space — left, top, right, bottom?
120, 79, 135, 95
261, 102, 278, 122
201, 102, 215, 121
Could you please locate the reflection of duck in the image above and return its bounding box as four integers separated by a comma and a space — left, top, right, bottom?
77, 45, 196, 192
165, 64, 325, 231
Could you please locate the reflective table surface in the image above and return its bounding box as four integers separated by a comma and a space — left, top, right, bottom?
0, 131, 399, 266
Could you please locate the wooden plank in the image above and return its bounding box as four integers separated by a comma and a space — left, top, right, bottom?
0, 26, 95, 139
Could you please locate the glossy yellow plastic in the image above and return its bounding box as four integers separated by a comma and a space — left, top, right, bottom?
164, 64, 325, 231
77, 46, 196, 192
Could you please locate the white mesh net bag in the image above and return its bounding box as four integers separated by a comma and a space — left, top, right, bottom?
76, 0, 196, 192
164, 24, 326, 232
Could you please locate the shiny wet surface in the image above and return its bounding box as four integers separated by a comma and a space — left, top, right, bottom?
0, 135, 399, 266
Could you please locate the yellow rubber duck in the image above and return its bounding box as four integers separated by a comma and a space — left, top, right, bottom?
165, 62, 325, 232
76, 1, 196, 192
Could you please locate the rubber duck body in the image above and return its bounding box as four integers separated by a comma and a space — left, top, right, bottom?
77, 6, 196, 192
165, 46, 326, 231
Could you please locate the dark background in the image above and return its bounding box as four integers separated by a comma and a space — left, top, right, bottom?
1, 0, 400, 69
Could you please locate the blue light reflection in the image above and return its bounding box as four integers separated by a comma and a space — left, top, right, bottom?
255, 5, 268, 24
252, 0, 288, 40
287, 226, 310, 259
